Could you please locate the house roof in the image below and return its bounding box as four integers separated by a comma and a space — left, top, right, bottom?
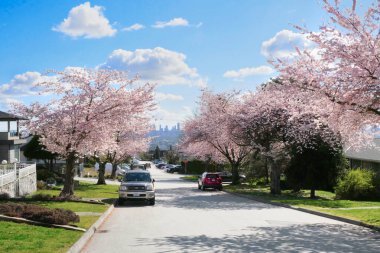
345, 138, 380, 163
0, 111, 27, 121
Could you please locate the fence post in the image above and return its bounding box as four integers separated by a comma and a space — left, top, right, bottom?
14, 162, 19, 197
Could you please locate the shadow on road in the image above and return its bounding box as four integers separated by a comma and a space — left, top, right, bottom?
136, 223, 380, 253
155, 186, 274, 211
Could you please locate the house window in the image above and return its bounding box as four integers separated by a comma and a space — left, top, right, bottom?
0, 122, 7, 132
9, 121, 17, 136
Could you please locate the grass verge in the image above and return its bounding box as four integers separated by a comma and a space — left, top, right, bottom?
180, 175, 199, 182
36, 181, 119, 199
0, 221, 82, 253
224, 184, 380, 227
0, 181, 117, 252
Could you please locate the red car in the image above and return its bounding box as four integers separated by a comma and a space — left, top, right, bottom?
198, 172, 223, 191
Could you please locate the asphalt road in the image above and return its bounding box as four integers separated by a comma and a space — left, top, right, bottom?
81, 165, 380, 253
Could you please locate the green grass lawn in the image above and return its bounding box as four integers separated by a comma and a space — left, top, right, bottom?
72, 216, 101, 229
224, 184, 380, 227
0, 181, 117, 252
36, 181, 119, 199
0, 221, 82, 253
180, 175, 199, 182
316, 209, 380, 227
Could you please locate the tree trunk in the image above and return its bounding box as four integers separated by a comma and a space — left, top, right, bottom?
97, 162, 106, 185
268, 157, 281, 195
60, 152, 76, 197
310, 188, 316, 199
231, 163, 240, 185
48, 159, 53, 171
111, 163, 118, 179
265, 157, 269, 184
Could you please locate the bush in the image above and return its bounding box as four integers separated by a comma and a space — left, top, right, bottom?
335, 169, 377, 200
0, 203, 79, 225
31, 193, 52, 201
37, 180, 46, 190
0, 192, 10, 200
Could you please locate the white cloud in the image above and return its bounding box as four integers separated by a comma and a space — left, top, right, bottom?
99, 47, 206, 87
53, 2, 116, 39
261, 29, 314, 59
152, 18, 189, 28
0, 95, 21, 111
0, 71, 53, 96
123, 23, 145, 32
152, 106, 193, 127
155, 92, 184, 101
223, 66, 274, 79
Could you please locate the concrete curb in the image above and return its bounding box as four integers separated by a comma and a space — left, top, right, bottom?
66, 200, 116, 253
225, 190, 380, 233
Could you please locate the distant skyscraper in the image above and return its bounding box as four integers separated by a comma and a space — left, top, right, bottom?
177, 123, 180, 131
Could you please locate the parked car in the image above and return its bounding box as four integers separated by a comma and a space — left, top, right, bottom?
198, 172, 223, 191
216, 171, 246, 182
131, 164, 146, 170
119, 170, 155, 205
117, 164, 131, 175
167, 165, 184, 174
163, 164, 175, 172
156, 163, 167, 169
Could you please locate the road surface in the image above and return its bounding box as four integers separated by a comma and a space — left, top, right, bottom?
81, 165, 380, 253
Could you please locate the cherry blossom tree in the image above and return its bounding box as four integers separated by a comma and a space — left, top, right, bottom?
181, 91, 254, 184
272, 0, 380, 147
230, 82, 346, 194
99, 118, 152, 181
13, 68, 155, 197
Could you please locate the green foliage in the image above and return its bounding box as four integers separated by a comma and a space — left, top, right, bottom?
138, 152, 151, 161
335, 169, 378, 200
23, 135, 57, 161
243, 153, 269, 183
153, 146, 160, 160
0, 193, 10, 200
165, 149, 180, 164
182, 159, 220, 174
285, 133, 347, 193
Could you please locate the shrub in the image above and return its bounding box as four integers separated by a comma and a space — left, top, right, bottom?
335, 169, 377, 200
37, 180, 46, 190
0, 192, 10, 200
31, 193, 52, 201
0, 203, 79, 225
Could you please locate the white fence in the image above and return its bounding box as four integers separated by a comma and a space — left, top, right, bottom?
0, 163, 37, 197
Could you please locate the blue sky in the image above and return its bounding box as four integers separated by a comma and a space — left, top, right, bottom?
0, 0, 372, 128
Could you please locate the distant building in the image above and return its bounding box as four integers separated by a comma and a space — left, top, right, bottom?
148, 123, 182, 151
0, 111, 27, 163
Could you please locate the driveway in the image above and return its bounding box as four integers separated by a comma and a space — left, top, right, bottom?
81, 166, 380, 253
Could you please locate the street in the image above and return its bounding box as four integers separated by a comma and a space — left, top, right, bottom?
81, 166, 380, 253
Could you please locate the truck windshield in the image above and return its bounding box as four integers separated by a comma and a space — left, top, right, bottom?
123, 173, 151, 182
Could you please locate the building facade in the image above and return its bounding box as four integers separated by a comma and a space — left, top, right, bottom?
345, 138, 380, 172
0, 111, 27, 163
